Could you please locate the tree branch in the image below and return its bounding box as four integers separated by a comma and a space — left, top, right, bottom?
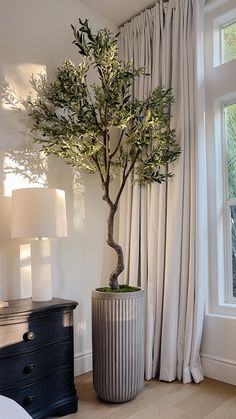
114, 149, 140, 208
91, 155, 105, 185
85, 83, 104, 134
107, 131, 111, 156
109, 128, 125, 160
103, 131, 107, 171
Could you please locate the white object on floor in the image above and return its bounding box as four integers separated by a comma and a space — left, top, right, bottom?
0, 396, 32, 418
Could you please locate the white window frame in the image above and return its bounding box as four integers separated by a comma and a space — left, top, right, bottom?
213, 7, 236, 67
205, 0, 236, 317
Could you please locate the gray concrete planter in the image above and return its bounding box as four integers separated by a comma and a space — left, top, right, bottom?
92, 289, 144, 403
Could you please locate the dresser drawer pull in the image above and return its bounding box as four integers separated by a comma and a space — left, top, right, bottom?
24, 364, 35, 373
23, 331, 35, 341
24, 395, 35, 405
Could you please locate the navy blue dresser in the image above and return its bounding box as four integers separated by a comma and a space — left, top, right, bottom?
0, 298, 78, 418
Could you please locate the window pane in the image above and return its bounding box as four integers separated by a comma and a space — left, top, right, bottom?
226, 103, 236, 198
230, 205, 236, 297
222, 21, 236, 63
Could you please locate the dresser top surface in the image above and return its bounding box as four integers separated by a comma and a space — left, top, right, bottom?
0, 298, 78, 317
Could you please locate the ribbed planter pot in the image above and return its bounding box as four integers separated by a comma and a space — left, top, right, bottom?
92, 289, 144, 403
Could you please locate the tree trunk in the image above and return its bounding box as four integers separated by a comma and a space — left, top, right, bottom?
106, 204, 124, 289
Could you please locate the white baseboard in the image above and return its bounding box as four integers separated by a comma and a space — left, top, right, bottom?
201, 353, 236, 385
74, 351, 236, 383
74, 350, 92, 376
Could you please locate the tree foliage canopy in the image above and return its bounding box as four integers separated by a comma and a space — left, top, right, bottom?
27, 19, 180, 187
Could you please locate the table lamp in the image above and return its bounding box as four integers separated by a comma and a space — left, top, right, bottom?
11, 188, 67, 301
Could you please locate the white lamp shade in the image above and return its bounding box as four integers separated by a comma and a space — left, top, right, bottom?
11, 188, 67, 238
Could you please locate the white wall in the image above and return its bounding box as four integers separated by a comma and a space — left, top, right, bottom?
0, 0, 117, 375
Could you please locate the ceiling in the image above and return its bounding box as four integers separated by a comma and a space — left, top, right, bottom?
79, 0, 155, 27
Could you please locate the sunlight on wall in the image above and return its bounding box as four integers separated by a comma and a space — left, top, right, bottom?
0, 198, 32, 299
0, 197, 12, 300
1, 63, 48, 195
72, 180, 86, 233
0, 62, 68, 301
0, 196, 11, 239
2, 63, 46, 103
3, 155, 46, 196
76, 320, 87, 335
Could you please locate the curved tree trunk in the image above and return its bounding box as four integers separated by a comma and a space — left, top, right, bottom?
106, 204, 124, 289
101, 148, 139, 289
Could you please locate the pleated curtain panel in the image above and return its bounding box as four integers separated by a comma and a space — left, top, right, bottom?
118, 0, 207, 383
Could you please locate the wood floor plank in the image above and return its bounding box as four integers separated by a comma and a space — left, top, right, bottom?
204, 394, 236, 419
175, 377, 236, 418
49, 373, 236, 419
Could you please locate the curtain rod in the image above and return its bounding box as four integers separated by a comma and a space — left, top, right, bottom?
119, 0, 169, 28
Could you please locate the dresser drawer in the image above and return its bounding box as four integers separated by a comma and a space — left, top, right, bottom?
1, 369, 77, 418
0, 310, 73, 357
0, 341, 73, 391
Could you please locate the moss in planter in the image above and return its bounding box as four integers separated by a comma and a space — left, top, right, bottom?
96, 285, 141, 293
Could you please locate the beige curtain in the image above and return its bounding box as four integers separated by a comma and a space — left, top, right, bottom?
118, 0, 207, 383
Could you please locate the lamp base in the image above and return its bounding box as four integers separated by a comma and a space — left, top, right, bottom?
31, 239, 52, 302
0, 301, 9, 308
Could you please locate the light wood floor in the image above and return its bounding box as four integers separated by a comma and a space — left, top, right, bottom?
51, 372, 236, 419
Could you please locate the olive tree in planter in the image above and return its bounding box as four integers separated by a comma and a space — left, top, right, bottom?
26, 20, 180, 402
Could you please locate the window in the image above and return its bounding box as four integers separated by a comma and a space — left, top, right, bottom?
205, 1, 236, 316
224, 102, 236, 302
222, 21, 236, 63
212, 6, 236, 67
